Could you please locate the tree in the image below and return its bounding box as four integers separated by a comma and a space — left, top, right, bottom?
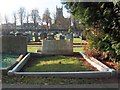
63, 2, 120, 61
13, 12, 17, 32
26, 12, 30, 24
31, 9, 41, 27
4, 15, 9, 30
52, 12, 56, 23
42, 8, 51, 29
18, 7, 26, 28
0, 14, 2, 25
4, 15, 8, 24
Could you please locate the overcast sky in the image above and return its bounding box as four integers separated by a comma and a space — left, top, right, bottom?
0, 0, 70, 24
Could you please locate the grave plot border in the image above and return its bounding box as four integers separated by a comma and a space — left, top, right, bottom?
8, 52, 116, 78
1, 54, 24, 74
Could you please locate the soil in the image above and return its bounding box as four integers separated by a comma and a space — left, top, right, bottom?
100, 61, 118, 70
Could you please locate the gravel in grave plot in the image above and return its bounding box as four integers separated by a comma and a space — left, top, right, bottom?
1, 54, 19, 68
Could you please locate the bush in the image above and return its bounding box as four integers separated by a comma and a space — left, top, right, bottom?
87, 34, 120, 62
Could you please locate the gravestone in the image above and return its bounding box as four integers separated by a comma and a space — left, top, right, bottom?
59, 35, 65, 40
40, 33, 47, 40
9, 32, 15, 36
28, 34, 33, 42
29, 33, 33, 41
15, 32, 23, 36
23, 33, 31, 42
0, 36, 27, 54
42, 40, 73, 55
66, 33, 73, 40
34, 33, 39, 42
82, 35, 86, 40
22, 33, 27, 37
46, 34, 55, 40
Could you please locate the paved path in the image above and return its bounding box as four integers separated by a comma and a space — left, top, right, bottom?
2, 83, 119, 88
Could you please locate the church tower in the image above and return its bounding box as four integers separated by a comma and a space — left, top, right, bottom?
56, 6, 63, 18
51, 6, 71, 29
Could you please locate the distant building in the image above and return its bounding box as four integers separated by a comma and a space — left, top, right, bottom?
51, 6, 71, 29
1, 23, 15, 34
2, 23, 15, 30
15, 23, 41, 31
23, 23, 40, 29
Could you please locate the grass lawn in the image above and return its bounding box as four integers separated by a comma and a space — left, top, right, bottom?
22, 55, 91, 72
27, 46, 42, 52
73, 47, 84, 52
73, 38, 86, 43
29, 41, 42, 44
29, 38, 87, 44
3, 75, 115, 84
27, 46, 84, 52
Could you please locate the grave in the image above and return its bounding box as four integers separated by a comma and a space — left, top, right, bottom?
59, 35, 65, 40
0, 35, 27, 54
46, 34, 55, 40
40, 33, 47, 40
82, 35, 86, 40
34, 33, 39, 42
15, 32, 23, 36
41, 33, 73, 55
6, 33, 116, 79
66, 33, 73, 40
42, 39, 73, 55
28, 32, 33, 41
9, 32, 15, 36
28, 34, 33, 42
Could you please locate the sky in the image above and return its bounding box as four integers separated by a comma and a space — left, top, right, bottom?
0, 0, 70, 24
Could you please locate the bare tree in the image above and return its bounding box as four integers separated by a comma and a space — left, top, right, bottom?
26, 12, 30, 24
13, 12, 17, 25
5, 15, 8, 24
13, 12, 17, 32
52, 12, 56, 24
4, 15, 9, 30
18, 7, 26, 29
31, 9, 40, 27
0, 14, 2, 25
42, 8, 51, 29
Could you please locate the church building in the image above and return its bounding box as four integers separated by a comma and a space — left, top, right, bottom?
51, 6, 71, 29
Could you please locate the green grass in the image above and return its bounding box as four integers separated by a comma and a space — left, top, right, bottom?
3, 75, 109, 84
73, 38, 86, 43
23, 55, 90, 72
27, 46, 84, 52
73, 47, 84, 52
27, 46, 42, 52
30, 37, 86, 44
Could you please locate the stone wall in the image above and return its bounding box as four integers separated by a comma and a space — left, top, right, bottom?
0, 36, 27, 54
42, 40, 73, 55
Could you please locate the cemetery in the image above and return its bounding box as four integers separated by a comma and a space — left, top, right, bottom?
1, 28, 119, 85
0, 33, 115, 76
1, 29, 119, 85
1, 2, 119, 87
